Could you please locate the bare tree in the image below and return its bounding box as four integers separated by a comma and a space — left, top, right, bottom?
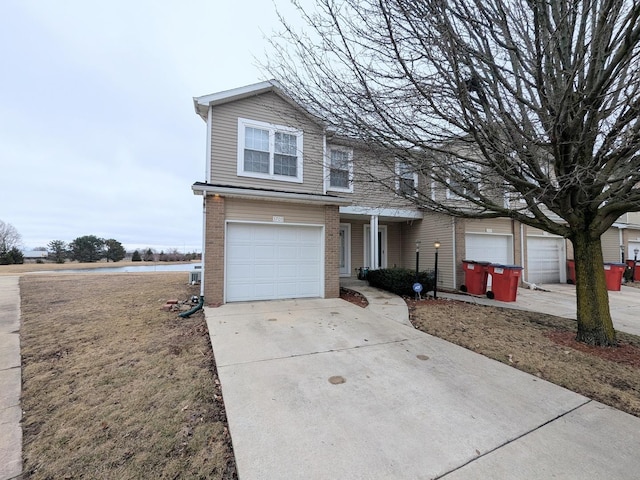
0, 220, 22, 253
268, 0, 640, 345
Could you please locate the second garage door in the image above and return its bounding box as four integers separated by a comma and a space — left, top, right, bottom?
226, 223, 323, 302
465, 233, 513, 264
527, 236, 565, 284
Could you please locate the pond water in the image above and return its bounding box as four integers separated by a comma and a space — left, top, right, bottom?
35, 263, 202, 274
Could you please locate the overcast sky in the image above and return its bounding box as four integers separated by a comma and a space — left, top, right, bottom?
1, 0, 302, 252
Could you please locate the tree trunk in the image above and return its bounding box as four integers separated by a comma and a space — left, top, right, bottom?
571, 231, 617, 346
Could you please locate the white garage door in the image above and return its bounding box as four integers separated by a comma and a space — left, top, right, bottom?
527, 236, 564, 284
465, 234, 512, 264
226, 223, 323, 302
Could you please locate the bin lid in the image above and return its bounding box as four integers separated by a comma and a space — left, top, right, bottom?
490, 264, 523, 269
604, 262, 627, 266
462, 260, 491, 265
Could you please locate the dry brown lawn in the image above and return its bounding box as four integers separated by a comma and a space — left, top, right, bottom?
19, 272, 640, 478
20, 272, 236, 479
410, 299, 640, 417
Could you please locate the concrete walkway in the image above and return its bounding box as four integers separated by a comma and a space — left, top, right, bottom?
205, 287, 640, 479
0, 276, 22, 480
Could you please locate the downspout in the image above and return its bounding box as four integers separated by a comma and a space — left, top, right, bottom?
619, 227, 624, 262
179, 189, 207, 318
451, 217, 456, 289
180, 106, 212, 318
519, 222, 538, 290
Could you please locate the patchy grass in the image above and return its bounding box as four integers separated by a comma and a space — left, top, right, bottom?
20, 273, 236, 479
410, 299, 640, 417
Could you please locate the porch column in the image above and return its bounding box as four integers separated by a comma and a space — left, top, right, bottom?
370, 215, 379, 269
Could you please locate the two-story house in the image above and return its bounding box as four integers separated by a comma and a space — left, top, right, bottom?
191, 80, 639, 305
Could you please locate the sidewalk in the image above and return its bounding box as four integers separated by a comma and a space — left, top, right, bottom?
0, 276, 22, 480
205, 286, 640, 479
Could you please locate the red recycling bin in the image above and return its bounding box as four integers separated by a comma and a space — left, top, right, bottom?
604, 263, 626, 291
460, 260, 490, 295
566, 259, 576, 284
487, 264, 523, 302
625, 260, 640, 282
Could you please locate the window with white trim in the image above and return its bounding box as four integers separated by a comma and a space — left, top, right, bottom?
238, 118, 303, 182
395, 161, 418, 196
446, 163, 481, 200
328, 147, 353, 191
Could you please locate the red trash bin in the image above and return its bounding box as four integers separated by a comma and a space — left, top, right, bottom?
487, 264, 523, 302
604, 263, 626, 291
460, 260, 490, 295
625, 260, 640, 282
566, 259, 576, 284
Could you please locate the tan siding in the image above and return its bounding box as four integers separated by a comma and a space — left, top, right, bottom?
210, 92, 325, 194
627, 212, 640, 225
465, 218, 513, 235
349, 147, 419, 210
624, 228, 640, 244
401, 213, 455, 289
386, 223, 403, 268
225, 198, 325, 224
566, 239, 574, 260
350, 221, 366, 276
601, 227, 621, 263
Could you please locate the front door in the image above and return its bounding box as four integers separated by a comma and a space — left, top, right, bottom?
364, 225, 387, 269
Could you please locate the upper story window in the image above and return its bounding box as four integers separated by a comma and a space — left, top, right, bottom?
238, 118, 303, 183
446, 162, 481, 200
328, 147, 353, 192
395, 161, 418, 196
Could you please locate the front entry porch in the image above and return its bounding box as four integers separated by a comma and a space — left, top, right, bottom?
339, 206, 423, 278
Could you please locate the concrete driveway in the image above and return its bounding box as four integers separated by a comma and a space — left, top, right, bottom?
205, 297, 640, 479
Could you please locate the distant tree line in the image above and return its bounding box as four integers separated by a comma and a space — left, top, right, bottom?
0, 219, 200, 265
130, 248, 201, 263
48, 236, 127, 263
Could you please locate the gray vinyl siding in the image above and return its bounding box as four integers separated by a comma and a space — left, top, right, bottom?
210, 92, 326, 194
225, 198, 326, 224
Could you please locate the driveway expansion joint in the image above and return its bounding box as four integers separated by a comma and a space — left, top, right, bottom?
219, 337, 412, 368
435, 399, 593, 479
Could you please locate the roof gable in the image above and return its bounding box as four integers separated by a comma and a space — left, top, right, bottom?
193, 80, 324, 128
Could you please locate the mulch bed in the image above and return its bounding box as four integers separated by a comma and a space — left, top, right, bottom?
546, 331, 640, 369
339, 287, 369, 308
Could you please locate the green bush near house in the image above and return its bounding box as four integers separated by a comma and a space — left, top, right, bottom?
367, 268, 435, 297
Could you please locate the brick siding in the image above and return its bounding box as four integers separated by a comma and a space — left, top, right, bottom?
324, 205, 340, 298
204, 195, 225, 306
